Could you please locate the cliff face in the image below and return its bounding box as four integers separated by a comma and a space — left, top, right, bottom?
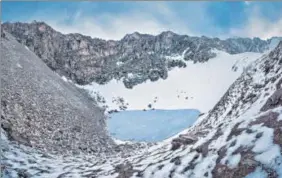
2, 21, 280, 88
1, 31, 115, 154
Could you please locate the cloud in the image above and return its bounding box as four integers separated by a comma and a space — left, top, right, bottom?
29, 2, 195, 40
23, 2, 282, 40
229, 7, 282, 39
244, 1, 251, 6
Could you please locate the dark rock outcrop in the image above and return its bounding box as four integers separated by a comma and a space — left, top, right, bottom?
171, 134, 198, 150
115, 162, 134, 178
261, 89, 282, 111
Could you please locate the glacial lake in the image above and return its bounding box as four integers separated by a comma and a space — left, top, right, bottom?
107, 109, 200, 142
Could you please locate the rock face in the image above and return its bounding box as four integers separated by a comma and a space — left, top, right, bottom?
1, 31, 115, 154
171, 134, 198, 150
2, 21, 281, 88
261, 89, 282, 111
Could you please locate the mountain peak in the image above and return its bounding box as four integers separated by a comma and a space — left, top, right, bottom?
122, 31, 153, 40
159, 30, 178, 37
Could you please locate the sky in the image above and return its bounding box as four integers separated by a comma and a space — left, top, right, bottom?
2, 1, 282, 40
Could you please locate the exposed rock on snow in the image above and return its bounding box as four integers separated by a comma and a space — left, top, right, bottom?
261, 89, 282, 112
171, 134, 198, 150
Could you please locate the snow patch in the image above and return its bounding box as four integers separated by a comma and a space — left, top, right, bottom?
61, 76, 72, 83
117, 61, 123, 66
279, 113, 282, 121
245, 167, 268, 178
255, 145, 281, 165
227, 154, 241, 168
276, 108, 282, 121
16, 63, 22, 68
24, 45, 30, 51
252, 126, 273, 153
192, 155, 218, 178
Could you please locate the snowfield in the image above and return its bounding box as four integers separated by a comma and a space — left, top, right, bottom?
79, 50, 262, 113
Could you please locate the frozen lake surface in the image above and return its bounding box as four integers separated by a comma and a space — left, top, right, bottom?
107, 109, 200, 142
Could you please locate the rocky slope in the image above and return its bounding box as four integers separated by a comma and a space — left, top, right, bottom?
0, 30, 115, 155
1, 28, 282, 177
2, 21, 281, 88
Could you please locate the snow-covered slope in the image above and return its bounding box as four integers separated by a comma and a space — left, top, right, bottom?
79, 50, 262, 112
122, 41, 282, 178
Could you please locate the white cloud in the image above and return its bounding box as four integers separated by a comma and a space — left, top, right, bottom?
244, 1, 251, 6
229, 7, 282, 39
30, 2, 194, 40
47, 13, 167, 40
25, 2, 282, 40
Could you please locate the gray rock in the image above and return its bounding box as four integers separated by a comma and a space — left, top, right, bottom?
115, 162, 134, 178
261, 89, 282, 111
171, 134, 198, 150
1, 32, 115, 154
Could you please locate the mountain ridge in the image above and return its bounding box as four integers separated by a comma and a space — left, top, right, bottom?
3, 20, 280, 42
2, 21, 281, 89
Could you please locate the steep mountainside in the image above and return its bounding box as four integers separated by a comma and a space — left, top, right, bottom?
0, 31, 115, 155
121, 41, 282, 178
2, 21, 281, 89
1, 29, 282, 178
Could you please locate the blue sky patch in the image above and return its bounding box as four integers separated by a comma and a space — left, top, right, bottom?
2, 1, 282, 40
